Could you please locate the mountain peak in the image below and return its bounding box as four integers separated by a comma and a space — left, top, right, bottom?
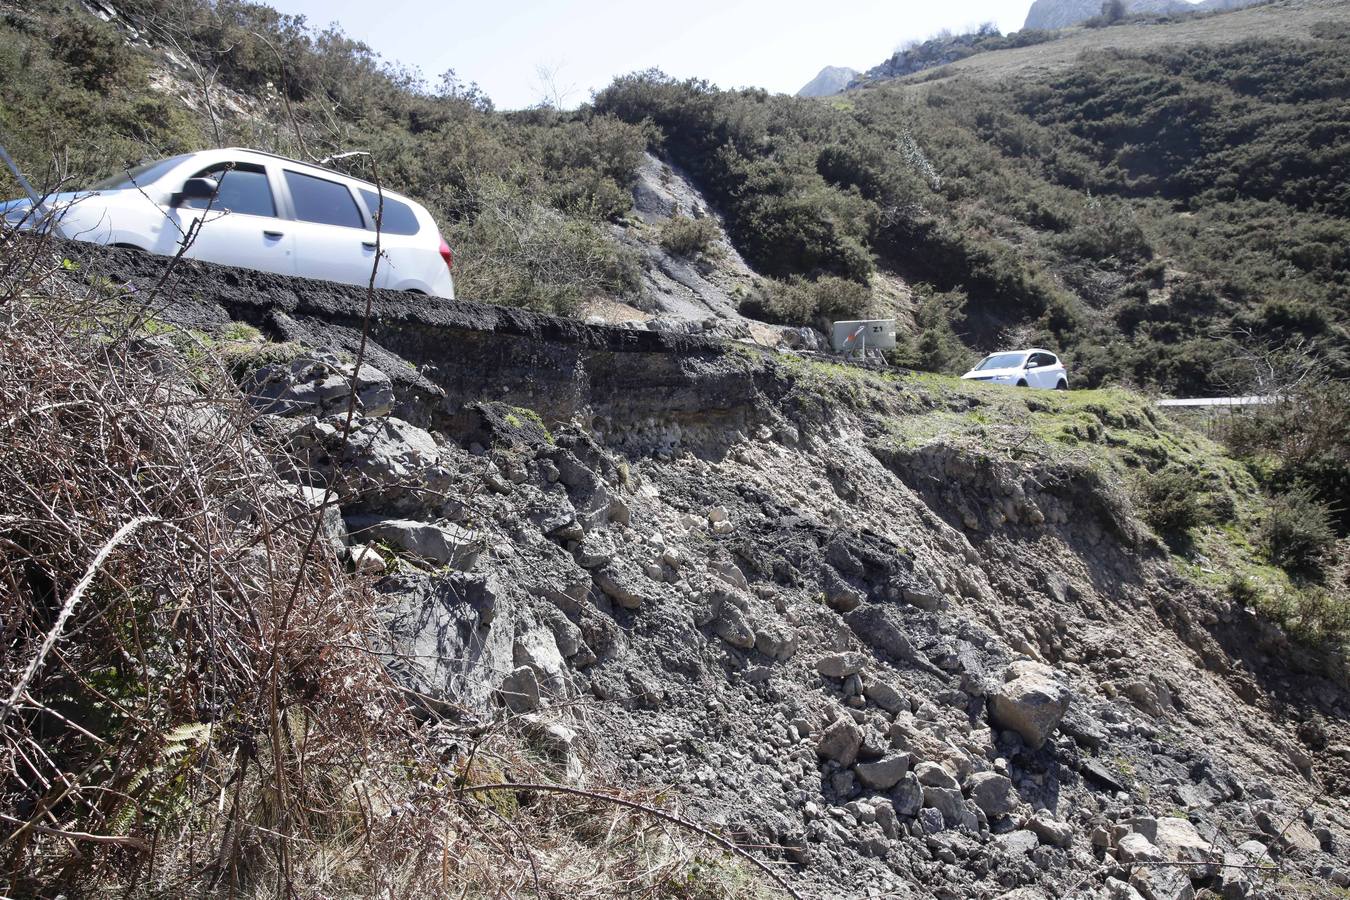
796, 66, 858, 97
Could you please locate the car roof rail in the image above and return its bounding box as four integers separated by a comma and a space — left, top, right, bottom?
218, 147, 398, 195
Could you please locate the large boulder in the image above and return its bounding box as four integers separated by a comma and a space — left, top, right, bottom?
1116, 832, 1165, 863
855, 753, 911, 791
377, 572, 510, 711
1154, 817, 1213, 864
816, 651, 869, 679
513, 627, 569, 700
290, 415, 451, 514
914, 761, 960, 790
891, 772, 924, 816
817, 718, 864, 766
242, 351, 393, 418
574, 530, 616, 568
862, 677, 907, 713
546, 444, 615, 530
822, 566, 865, 612
923, 786, 978, 832
499, 666, 542, 713
713, 602, 756, 649
346, 516, 481, 568
844, 605, 943, 676
594, 561, 652, 610
990, 660, 1072, 749
1130, 864, 1195, 900
1026, 812, 1074, 848
753, 621, 798, 662
966, 771, 1018, 818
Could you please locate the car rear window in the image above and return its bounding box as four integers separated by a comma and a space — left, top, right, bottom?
183, 163, 275, 217
285, 170, 365, 229
358, 189, 420, 236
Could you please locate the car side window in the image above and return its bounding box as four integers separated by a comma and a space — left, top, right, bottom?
285, 170, 365, 229
183, 163, 275, 217
358, 189, 420, 236
1029, 352, 1051, 367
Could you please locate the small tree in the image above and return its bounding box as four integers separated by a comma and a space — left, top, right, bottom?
659, 214, 722, 260
1136, 468, 1209, 535
1262, 486, 1336, 575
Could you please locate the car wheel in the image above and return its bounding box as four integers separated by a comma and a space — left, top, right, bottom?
1055, 380, 1068, 391
1016, 380, 1028, 388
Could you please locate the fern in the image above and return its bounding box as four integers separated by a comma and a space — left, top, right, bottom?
107, 722, 212, 835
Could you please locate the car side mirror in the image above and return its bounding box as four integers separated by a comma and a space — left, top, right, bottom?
1024, 360, 1038, 369
171, 177, 218, 206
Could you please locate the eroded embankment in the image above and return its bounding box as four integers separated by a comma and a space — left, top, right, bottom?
64, 245, 1350, 899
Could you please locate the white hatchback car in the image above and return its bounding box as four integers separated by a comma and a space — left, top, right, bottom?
961, 349, 1068, 390
1, 148, 455, 298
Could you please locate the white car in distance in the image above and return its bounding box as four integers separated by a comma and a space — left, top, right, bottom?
961, 349, 1068, 390
0, 147, 455, 298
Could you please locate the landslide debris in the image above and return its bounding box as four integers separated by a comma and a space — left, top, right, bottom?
51, 246, 1347, 899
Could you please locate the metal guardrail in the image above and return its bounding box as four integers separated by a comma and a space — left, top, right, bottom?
0, 134, 67, 239
1155, 396, 1279, 408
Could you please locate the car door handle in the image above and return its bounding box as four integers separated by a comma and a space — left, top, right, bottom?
361, 241, 378, 250
263, 230, 285, 239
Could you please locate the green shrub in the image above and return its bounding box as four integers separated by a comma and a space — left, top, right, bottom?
1136, 468, 1209, 535
889, 288, 976, 375
449, 177, 642, 315
740, 275, 874, 326
1262, 486, 1337, 574
1226, 574, 1261, 606
658, 856, 773, 900
1219, 382, 1350, 531
52, 17, 142, 90
1255, 580, 1350, 651
1085, 0, 1128, 27
659, 214, 723, 259
1054, 195, 1152, 262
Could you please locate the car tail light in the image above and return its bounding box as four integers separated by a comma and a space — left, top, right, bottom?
438, 237, 453, 272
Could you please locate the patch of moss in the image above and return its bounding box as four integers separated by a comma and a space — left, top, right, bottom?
503, 405, 553, 444
658, 855, 776, 900
455, 757, 519, 818
220, 321, 262, 343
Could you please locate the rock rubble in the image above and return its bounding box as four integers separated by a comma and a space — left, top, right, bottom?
97, 239, 1345, 900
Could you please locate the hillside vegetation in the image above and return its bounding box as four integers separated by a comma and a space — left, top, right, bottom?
595, 28, 1350, 395
1, 0, 1347, 397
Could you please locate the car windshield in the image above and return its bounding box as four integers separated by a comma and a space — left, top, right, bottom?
974, 352, 1027, 371
88, 155, 189, 191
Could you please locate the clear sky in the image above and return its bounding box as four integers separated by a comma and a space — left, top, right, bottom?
266, 0, 1037, 110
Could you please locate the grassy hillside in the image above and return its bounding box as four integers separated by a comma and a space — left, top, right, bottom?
1, 0, 1347, 396
594, 21, 1350, 395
